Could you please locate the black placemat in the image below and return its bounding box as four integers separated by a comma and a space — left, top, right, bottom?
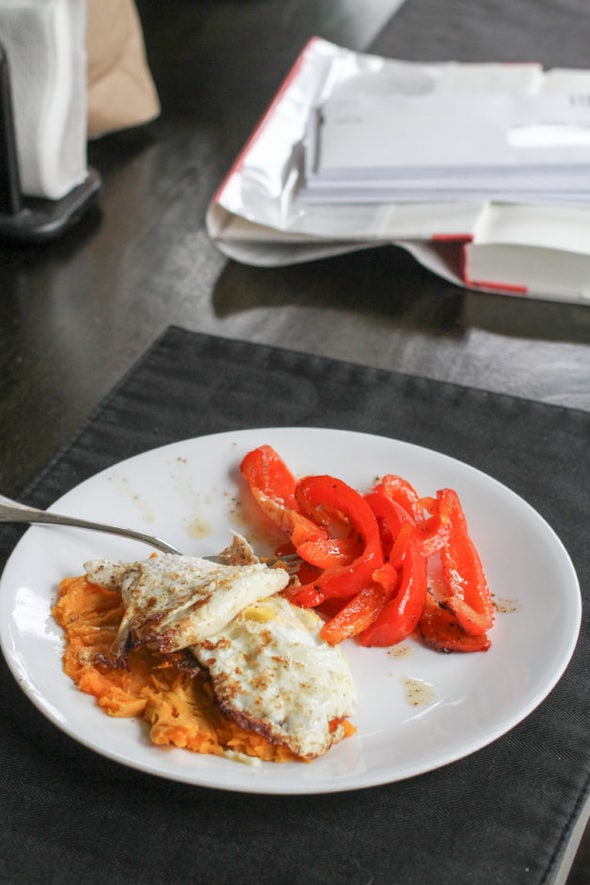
1, 327, 588, 885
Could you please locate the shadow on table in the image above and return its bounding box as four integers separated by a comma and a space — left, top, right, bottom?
212, 245, 467, 335
212, 244, 590, 345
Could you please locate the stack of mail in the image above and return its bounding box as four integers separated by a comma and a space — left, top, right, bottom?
206, 37, 590, 305
302, 92, 590, 204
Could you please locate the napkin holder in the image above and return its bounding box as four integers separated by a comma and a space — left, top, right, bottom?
0, 40, 100, 242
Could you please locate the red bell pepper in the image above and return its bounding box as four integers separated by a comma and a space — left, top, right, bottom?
240, 445, 326, 547
240, 444, 297, 508
291, 475, 384, 606
371, 561, 398, 594
320, 585, 387, 645
358, 532, 427, 647
294, 534, 362, 570
366, 486, 450, 558
414, 494, 452, 556
372, 474, 422, 521
419, 594, 491, 653
364, 491, 414, 556
438, 488, 495, 636
241, 445, 494, 654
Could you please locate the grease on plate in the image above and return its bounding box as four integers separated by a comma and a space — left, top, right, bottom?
388, 644, 413, 660
494, 597, 520, 614
108, 474, 157, 524
402, 676, 437, 708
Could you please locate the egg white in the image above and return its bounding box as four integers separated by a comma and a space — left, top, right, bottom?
84, 539, 357, 759
193, 596, 357, 759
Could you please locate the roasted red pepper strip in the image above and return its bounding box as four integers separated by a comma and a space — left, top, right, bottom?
371, 561, 398, 593
372, 474, 422, 521
419, 595, 491, 653
438, 488, 495, 636
414, 495, 452, 556
240, 444, 297, 508
387, 524, 413, 570
358, 533, 427, 647
367, 487, 450, 558
290, 583, 327, 608
364, 491, 414, 556
320, 585, 387, 645
242, 445, 493, 653
241, 446, 363, 567
291, 475, 383, 605
240, 445, 326, 547
295, 535, 362, 569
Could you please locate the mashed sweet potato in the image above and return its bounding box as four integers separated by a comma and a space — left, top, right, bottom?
52, 575, 297, 762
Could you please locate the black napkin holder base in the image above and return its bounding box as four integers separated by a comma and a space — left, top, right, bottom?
0, 41, 101, 242
0, 167, 101, 242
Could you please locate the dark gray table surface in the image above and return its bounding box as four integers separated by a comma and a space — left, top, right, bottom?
0, 0, 588, 881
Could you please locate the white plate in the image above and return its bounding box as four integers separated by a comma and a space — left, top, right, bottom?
0, 428, 581, 794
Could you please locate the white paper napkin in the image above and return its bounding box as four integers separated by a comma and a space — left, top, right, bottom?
0, 0, 87, 200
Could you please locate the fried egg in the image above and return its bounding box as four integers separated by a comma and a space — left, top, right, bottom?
193, 596, 357, 760
84, 537, 289, 656
84, 534, 357, 759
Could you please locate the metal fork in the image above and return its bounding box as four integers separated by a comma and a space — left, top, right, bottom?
0, 493, 181, 553
0, 494, 300, 572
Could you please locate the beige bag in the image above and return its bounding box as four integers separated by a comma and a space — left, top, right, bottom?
86, 0, 160, 138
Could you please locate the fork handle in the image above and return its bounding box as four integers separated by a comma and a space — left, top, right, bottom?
0, 495, 66, 523
0, 494, 180, 554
